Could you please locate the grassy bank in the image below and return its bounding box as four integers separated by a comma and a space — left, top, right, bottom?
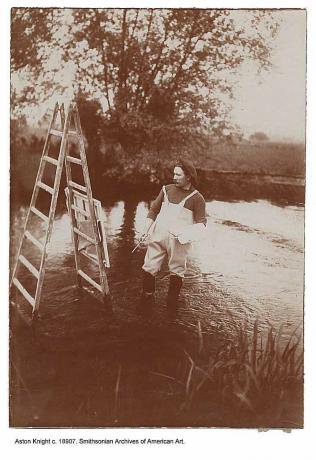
11, 118, 305, 192
195, 141, 305, 177
10, 112, 305, 206
160, 320, 303, 427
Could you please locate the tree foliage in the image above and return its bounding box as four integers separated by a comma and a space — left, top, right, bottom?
11, 8, 279, 153
249, 131, 270, 142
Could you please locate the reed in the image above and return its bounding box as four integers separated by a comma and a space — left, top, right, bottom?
113, 364, 122, 424
155, 319, 303, 427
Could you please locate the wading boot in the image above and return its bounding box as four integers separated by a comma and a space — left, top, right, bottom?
167, 275, 183, 309
141, 270, 156, 306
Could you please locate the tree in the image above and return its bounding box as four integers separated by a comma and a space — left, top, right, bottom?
249, 131, 270, 142
11, 8, 279, 153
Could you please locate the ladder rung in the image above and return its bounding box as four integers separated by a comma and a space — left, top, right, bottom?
71, 204, 90, 217
73, 227, 96, 245
50, 128, 63, 137
25, 231, 44, 251
12, 278, 35, 308
50, 129, 78, 137
73, 190, 89, 202
19, 255, 39, 279
11, 301, 32, 327
78, 270, 103, 293
31, 206, 49, 223
69, 181, 87, 193
80, 249, 108, 268
66, 155, 82, 165
37, 181, 54, 195
43, 155, 58, 166
80, 249, 98, 264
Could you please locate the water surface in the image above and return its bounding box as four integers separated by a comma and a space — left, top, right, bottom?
10, 197, 304, 341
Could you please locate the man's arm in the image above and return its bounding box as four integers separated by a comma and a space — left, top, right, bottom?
147, 188, 164, 221
193, 193, 207, 225
143, 217, 155, 235
141, 188, 164, 235
177, 193, 207, 244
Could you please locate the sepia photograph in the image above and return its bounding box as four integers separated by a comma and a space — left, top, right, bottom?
9, 6, 306, 430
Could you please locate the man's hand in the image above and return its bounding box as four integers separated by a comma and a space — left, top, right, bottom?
177, 233, 190, 244
132, 232, 150, 253
142, 217, 155, 238
176, 223, 208, 244
138, 232, 149, 243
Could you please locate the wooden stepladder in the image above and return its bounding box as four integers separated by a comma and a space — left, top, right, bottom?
10, 101, 110, 321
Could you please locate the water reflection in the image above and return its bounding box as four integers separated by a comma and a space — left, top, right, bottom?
104, 201, 125, 236
134, 202, 150, 240
113, 199, 138, 279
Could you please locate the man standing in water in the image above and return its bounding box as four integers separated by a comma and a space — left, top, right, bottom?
141, 159, 207, 307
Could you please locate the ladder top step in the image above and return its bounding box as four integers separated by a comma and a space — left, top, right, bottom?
50, 128, 63, 137
50, 128, 78, 137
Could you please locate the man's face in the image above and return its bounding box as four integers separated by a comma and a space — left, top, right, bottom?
173, 166, 190, 188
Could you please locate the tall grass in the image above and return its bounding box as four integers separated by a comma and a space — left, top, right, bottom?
153, 320, 303, 427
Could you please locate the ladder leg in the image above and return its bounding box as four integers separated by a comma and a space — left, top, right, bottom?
32, 309, 39, 324
73, 104, 110, 298
10, 102, 60, 290
61, 103, 82, 288
66, 190, 82, 288
33, 103, 72, 313
102, 292, 112, 310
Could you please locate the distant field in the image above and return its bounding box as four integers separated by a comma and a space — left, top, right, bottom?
192, 142, 305, 177
11, 121, 305, 201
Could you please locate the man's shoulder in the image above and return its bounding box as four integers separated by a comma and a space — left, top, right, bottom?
165, 184, 177, 193
193, 189, 206, 203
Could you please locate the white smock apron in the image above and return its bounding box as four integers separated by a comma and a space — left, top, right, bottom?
142, 186, 198, 277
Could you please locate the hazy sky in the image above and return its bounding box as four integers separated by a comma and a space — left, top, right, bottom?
231, 10, 306, 142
